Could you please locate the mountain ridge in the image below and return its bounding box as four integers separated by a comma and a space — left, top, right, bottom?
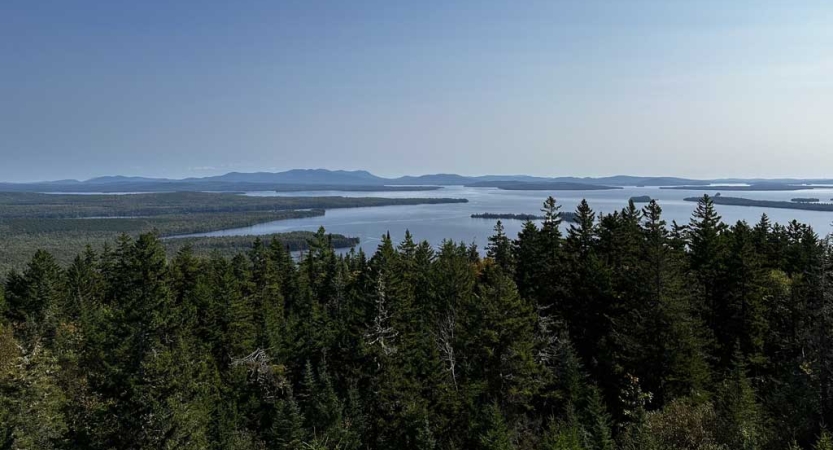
3, 169, 833, 193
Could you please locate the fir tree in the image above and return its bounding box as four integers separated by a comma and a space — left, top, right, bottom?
487, 220, 514, 274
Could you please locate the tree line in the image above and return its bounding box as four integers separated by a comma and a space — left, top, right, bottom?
0, 191, 468, 272
2, 194, 833, 449
685, 195, 833, 212
0, 192, 467, 219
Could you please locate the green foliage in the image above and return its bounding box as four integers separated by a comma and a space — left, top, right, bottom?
817, 431, 833, 450
1, 340, 68, 449
0, 191, 466, 272
714, 352, 768, 449
625, 399, 724, 450
479, 403, 514, 450
487, 220, 514, 274
542, 418, 587, 450
1, 196, 832, 449
0, 191, 467, 220
584, 387, 615, 450
685, 195, 833, 212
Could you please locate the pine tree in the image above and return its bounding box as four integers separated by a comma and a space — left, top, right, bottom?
563, 201, 613, 387
566, 200, 597, 259
715, 349, 768, 450
299, 360, 343, 439
273, 392, 307, 449
542, 416, 587, 450
64, 246, 102, 322
5, 249, 65, 341
210, 254, 256, 362
2, 340, 68, 449
479, 403, 514, 450
464, 263, 538, 411
248, 238, 285, 352
537, 197, 566, 308
487, 220, 514, 274
635, 200, 708, 404
583, 387, 614, 450
721, 221, 769, 372
687, 194, 728, 365
512, 220, 540, 302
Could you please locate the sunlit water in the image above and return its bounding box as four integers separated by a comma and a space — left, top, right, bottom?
178, 186, 833, 254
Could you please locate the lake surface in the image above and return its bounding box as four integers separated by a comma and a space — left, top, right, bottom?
182, 186, 833, 254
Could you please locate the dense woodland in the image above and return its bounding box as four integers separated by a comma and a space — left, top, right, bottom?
2, 195, 833, 449
0, 192, 467, 219
665, 185, 826, 192
164, 232, 360, 258
0, 192, 466, 272
684, 196, 833, 212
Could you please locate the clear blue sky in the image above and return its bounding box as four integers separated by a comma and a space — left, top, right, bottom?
1, 1, 831, 182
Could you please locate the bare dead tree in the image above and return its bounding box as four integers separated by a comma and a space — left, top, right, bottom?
436, 310, 458, 391
231, 348, 287, 400
534, 303, 558, 367
365, 274, 398, 363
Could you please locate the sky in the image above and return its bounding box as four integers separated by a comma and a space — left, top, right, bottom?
1, 1, 832, 182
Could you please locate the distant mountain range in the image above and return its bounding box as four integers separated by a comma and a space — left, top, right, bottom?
2, 169, 833, 193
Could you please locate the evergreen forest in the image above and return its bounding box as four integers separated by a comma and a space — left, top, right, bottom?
3, 195, 833, 449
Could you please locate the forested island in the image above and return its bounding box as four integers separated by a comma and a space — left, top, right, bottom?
663, 183, 829, 191
684, 195, 833, 212
465, 181, 622, 190
274, 184, 442, 192
628, 195, 653, 203
165, 231, 360, 257
792, 198, 821, 203
4, 195, 833, 448
0, 192, 467, 219
0, 192, 466, 272
471, 212, 579, 223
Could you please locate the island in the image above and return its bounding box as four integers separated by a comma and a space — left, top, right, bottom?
465, 181, 622, 191
471, 212, 579, 223
629, 195, 653, 203
791, 198, 820, 203
274, 184, 442, 192
663, 183, 833, 191
165, 231, 360, 258
683, 196, 833, 212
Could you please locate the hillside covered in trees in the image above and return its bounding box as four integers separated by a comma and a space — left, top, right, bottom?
0, 192, 466, 272
2, 195, 833, 449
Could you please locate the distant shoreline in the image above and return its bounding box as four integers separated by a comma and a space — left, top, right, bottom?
465, 181, 622, 191
471, 212, 579, 223
683, 196, 833, 212
665, 184, 833, 192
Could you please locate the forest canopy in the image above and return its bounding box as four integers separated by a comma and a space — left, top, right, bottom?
0, 192, 466, 272
2, 195, 833, 449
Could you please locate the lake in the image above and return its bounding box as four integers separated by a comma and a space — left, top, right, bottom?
180, 186, 833, 254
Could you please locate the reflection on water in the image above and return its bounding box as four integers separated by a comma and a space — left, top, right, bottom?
180, 186, 833, 254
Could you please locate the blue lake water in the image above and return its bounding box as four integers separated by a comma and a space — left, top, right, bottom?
180, 186, 833, 254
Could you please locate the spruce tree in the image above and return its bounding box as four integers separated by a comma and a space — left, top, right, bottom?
479, 403, 514, 450
487, 220, 514, 274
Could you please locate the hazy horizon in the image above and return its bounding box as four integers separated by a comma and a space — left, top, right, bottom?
9, 168, 833, 185
3, 1, 832, 182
